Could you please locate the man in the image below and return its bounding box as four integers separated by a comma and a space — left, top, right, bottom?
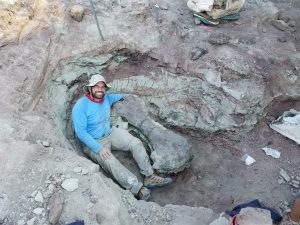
72, 74, 172, 201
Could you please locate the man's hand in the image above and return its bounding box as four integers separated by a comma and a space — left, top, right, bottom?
99, 147, 112, 161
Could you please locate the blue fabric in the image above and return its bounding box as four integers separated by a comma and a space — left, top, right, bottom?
67, 221, 84, 225
226, 199, 282, 222
72, 94, 126, 154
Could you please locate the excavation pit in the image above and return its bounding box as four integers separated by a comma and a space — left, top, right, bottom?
48, 49, 300, 213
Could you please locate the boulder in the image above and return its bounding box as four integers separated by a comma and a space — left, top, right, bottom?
70, 5, 84, 22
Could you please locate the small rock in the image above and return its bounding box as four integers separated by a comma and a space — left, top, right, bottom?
42, 141, 50, 147
278, 177, 284, 184
81, 168, 89, 175
272, 20, 289, 31
280, 168, 291, 182
278, 12, 290, 23
96, 214, 104, 224
209, 217, 229, 225
157, 1, 168, 10
70, 5, 85, 22
208, 33, 231, 45
88, 164, 100, 173
233, 21, 242, 25
45, 180, 52, 184
285, 208, 291, 213
48, 192, 65, 225
283, 201, 289, 206
288, 20, 296, 27
34, 191, 44, 203
73, 167, 82, 173
61, 178, 79, 192
291, 183, 300, 188
33, 208, 43, 215
48, 184, 55, 192
194, 17, 201, 25
17, 220, 25, 225
190, 47, 208, 60
262, 147, 281, 158
31, 190, 38, 198
26, 217, 36, 225
241, 154, 256, 166
292, 180, 300, 185
278, 37, 287, 43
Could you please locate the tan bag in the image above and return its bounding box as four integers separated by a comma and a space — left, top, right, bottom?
207, 0, 245, 19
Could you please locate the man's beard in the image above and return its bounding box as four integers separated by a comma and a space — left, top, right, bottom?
92, 91, 105, 99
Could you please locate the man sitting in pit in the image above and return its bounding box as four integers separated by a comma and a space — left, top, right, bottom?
72, 74, 172, 201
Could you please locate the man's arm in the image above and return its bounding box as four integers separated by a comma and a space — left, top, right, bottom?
108, 93, 128, 106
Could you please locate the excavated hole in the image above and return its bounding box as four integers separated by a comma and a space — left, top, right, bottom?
49, 49, 300, 213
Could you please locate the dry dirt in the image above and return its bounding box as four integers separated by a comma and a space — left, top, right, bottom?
1, 0, 300, 224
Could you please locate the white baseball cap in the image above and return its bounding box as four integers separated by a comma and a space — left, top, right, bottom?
84, 74, 111, 92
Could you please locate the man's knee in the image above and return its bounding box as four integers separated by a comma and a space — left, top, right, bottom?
129, 136, 144, 149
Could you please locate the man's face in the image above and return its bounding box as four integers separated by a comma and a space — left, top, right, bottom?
91, 81, 106, 99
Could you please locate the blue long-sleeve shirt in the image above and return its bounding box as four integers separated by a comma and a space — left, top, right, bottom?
72, 94, 126, 154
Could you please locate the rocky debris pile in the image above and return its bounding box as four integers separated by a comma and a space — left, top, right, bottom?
278, 168, 300, 190
112, 95, 193, 173
122, 194, 229, 225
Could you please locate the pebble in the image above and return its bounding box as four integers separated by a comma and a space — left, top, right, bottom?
17, 220, 25, 225
31, 190, 38, 198
34, 191, 44, 203
96, 214, 104, 224
288, 20, 296, 27
278, 37, 287, 43
285, 208, 291, 213
157, 1, 168, 10
208, 33, 231, 45
81, 168, 89, 175
61, 178, 79, 192
194, 17, 201, 25
190, 47, 208, 60
33, 208, 44, 215
292, 180, 300, 185
209, 217, 229, 225
42, 141, 50, 147
280, 168, 291, 182
48, 184, 55, 192
278, 177, 284, 184
73, 167, 82, 173
26, 217, 36, 225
